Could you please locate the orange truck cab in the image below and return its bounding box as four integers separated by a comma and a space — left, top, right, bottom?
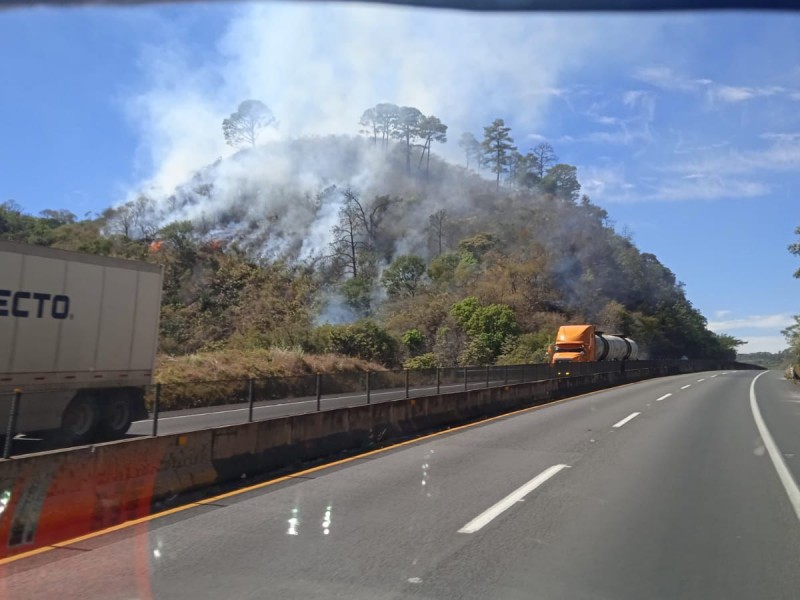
550, 325, 638, 365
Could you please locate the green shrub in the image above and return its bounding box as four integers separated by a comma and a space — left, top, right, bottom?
403, 352, 438, 369
322, 320, 400, 366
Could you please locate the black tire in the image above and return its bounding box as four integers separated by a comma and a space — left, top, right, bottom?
60, 394, 100, 445
97, 394, 133, 440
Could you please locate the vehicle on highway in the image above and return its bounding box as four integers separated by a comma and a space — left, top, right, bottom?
0, 240, 162, 443
550, 324, 638, 364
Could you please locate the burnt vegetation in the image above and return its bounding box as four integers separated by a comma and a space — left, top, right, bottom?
1, 103, 741, 376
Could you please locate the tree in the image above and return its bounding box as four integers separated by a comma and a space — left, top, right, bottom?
427, 209, 447, 257
714, 333, 745, 361
222, 100, 276, 148
531, 142, 558, 179
509, 151, 541, 188
450, 296, 520, 364
39, 209, 76, 225
391, 106, 423, 174
789, 225, 800, 278
330, 191, 367, 278
458, 132, 481, 169
541, 164, 581, 202
416, 115, 448, 175
382, 255, 427, 299
481, 119, 517, 190
783, 315, 800, 362
340, 276, 374, 318
359, 103, 399, 150
329, 189, 394, 280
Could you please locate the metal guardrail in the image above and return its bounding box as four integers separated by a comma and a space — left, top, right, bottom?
0, 359, 759, 454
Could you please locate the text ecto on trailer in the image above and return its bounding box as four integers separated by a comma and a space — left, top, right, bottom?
0, 290, 71, 319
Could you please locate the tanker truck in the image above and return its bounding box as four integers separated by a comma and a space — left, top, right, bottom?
549, 325, 638, 364
0, 241, 162, 444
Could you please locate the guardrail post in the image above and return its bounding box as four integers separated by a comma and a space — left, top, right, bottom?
464, 367, 468, 391
316, 373, 322, 411
247, 378, 255, 423
486, 366, 490, 388
404, 369, 409, 399
366, 371, 371, 404
151, 383, 161, 437
436, 368, 441, 395
3, 390, 21, 459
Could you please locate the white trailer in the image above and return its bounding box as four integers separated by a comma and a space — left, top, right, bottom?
0, 241, 162, 443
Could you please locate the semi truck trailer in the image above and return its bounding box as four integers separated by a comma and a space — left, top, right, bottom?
0, 241, 162, 443
550, 324, 638, 364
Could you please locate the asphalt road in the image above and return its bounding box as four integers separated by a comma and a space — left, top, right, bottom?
4, 370, 800, 599
126, 377, 519, 437
6, 377, 515, 455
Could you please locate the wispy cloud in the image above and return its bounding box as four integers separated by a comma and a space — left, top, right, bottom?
584, 164, 767, 203
668, 132, 800, 179
708, 313, 794, 331
562, 89, 655, 147
580, 164, 636, 200
714, 309, 732, 319
635, 66, 792, 104
645, 175, 769, 202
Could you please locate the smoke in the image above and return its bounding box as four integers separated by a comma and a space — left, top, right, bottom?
127, 4, 663, 199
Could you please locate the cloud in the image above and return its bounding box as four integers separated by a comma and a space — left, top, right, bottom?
737, 336, 789, 353
562, 89, 656, 148
707, 313, 794, 331
582, 162, 766, 203
714, 309, 732, 319
580, 164, 636, 200
635, 66, 793, 105
668, 132, 800, 180
645, 175, 769, 202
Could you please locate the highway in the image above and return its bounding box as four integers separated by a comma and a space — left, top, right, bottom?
127, 377, 525, 437
3, 370, 800, 599
7, 376, 518, 455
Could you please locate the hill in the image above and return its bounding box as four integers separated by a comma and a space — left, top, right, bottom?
736, 349, 792, 370
0, 132, 740, 374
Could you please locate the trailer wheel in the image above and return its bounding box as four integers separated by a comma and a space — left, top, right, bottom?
61, 395, 100, 445
97, 394, 133, 440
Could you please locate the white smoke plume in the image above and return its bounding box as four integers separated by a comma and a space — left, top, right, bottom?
126, 3, 664, 201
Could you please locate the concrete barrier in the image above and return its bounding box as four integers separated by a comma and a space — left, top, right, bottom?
0, 362, 758, 558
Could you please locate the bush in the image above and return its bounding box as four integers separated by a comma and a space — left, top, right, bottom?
496, 332, 551, 365
402, 328, 425, 356
403, 352, 438, 370
322, 320, 400, 366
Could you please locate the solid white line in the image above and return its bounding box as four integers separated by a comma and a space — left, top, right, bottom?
749, 371, 800, 524
458, 464, 570, 534
656, 393, 672, 402
697, 378, 706, 382
680, 385, 691, 390
613, 412, 640, 428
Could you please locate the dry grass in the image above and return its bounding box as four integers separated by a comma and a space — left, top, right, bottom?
155, 348, 386, 384
150, 349, 389, 411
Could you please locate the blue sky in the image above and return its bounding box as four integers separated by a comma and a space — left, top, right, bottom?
1, 3, 799, 352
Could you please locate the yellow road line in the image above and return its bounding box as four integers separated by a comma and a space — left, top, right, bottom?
0, 378, 644, 566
